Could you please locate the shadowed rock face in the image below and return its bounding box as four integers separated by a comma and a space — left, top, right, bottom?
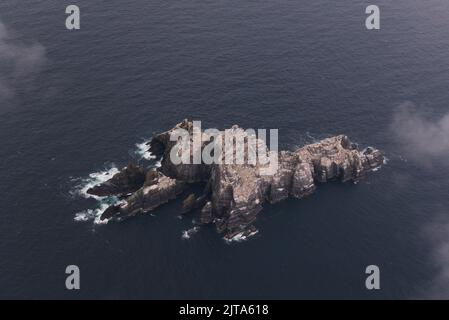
86, 162, 145, 197
88, 120, 384, 240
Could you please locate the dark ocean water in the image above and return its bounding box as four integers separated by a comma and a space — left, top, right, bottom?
1, 0, 449, 299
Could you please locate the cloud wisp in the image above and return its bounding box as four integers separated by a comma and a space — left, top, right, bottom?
0, 20, 46, 99
392, 103, 449, 298
391, 102, 449, 166
422, 214, 449, 299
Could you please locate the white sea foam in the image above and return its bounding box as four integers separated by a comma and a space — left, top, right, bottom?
135, 140, 156, 161
75, 197, 124, 225
73, 137, 160, 225
181, 226, 200, 240
181, 231, 190, 240
72, 166, 120, 200
72, 165, 123, 224
75, 203, 110, 224
224, 229, 259, 243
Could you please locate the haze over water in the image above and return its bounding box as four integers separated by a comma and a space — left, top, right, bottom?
1, 0, 449, 299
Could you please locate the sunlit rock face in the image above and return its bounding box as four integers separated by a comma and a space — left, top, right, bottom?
87, 120, 384, 241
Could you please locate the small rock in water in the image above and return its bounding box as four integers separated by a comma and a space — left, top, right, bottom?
182, 226, 200, 240
181, 194, 196, 214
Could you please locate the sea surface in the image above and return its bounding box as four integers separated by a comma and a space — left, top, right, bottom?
1, 0, 449, 299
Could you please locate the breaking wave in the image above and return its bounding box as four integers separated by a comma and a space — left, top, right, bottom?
135, 139, 156, 161
71, 165, 120, 200
72, 136, 160, 225
74, 199, 121, 225
181, 226, 200, 240
71, 165, 122, 224
75, 196, 124, 225
224, 229, 259, 244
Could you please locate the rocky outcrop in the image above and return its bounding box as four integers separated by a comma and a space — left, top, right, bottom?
181, 194, 197, 214
149, 120, 210, 182
89, 120, 384, 240
87, 162, 145, 197
199, 201, 213, 224
98, 171, 185, 221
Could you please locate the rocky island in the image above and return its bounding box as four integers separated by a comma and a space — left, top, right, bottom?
87, 120, 384, 242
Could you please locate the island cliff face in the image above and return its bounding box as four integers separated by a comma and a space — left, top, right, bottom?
87, 120, 384, 241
